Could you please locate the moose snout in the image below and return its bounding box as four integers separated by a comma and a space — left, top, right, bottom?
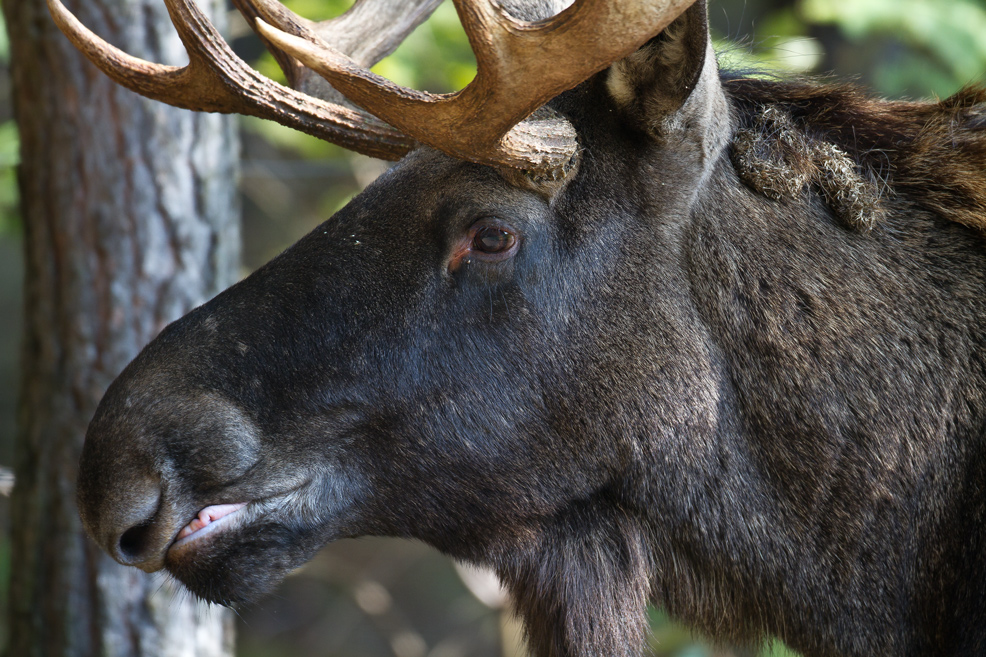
76, 417, 179, 572
77, 429, 172, 572
77, 366, 263, 572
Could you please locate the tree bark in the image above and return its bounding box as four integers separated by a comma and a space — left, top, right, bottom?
3, 0, 239, 654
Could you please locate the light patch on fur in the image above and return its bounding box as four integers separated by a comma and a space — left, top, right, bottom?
606, 47, 667, 111
606, 63, 637, 109
605, 21, 693, 112
732, 106, 887, 231
604, 6, 708, 139
657, 19, 689, 69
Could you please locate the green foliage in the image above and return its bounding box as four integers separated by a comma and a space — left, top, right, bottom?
0, 121, 17, 237
371, 1, 476, 93
254, 0, 476, 91
248, 0, 475, 162
800, 0, 986, 96
648, 606, 802, 657
0, 12, 17, 237
710, 0, 986, 97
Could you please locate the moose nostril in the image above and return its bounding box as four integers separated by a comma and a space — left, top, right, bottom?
107, 508, 170, 573
117, 521, 156, 563
81, 466, 168, 571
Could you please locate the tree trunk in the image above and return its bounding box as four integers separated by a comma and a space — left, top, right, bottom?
3, 0, 239, 654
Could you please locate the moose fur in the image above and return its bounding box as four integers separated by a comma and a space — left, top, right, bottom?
76, 2, 986, 656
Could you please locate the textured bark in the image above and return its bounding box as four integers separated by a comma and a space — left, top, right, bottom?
4, 0, 238, 654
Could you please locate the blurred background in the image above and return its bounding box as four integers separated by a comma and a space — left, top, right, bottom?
0, 0, 984, 655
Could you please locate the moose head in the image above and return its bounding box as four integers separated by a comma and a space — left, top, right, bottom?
52, 0, 986, 655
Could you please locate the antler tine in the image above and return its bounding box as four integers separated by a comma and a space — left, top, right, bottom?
230, 0, 314, 91
46, 0, 414, 161
254, 0, 699, 174
231, 0, 442, 102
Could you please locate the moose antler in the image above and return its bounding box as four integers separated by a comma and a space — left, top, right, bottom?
248, 0, 695, 173
49, 0, 697, 175
46, 0, 438, 160
229, 0, 442, 103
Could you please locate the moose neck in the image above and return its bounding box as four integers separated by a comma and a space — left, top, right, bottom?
674, 157, 986, 656
502, 100, 986, 653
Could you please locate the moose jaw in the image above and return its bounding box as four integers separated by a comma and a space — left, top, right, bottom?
53, 0, 986, 656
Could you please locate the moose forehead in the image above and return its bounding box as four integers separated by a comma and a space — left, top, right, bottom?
340, 149, 557, 239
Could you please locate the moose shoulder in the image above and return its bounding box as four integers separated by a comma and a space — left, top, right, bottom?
53, 0, 986, 655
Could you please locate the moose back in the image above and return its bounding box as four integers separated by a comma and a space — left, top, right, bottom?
52, 0, 986, 655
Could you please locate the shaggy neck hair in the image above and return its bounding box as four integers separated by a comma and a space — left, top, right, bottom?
724, 78, 986, 235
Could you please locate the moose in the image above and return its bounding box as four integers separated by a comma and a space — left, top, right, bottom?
50, 0, 986, 655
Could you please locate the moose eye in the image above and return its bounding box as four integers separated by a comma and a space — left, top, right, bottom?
448, 219, 520, 273
473, 225, 516, 254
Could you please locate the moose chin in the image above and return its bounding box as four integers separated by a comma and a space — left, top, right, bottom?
52, 0, 986, 655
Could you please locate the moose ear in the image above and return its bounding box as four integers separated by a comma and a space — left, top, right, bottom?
606, 1, 726, 148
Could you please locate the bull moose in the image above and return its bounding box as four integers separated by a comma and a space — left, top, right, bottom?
49, 0, 986, 655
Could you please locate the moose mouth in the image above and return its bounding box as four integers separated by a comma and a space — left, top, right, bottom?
161, 480, 348, 605
170, 503, 248, 552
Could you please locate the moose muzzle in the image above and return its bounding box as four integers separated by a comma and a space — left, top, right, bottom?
77, 368, 262, 573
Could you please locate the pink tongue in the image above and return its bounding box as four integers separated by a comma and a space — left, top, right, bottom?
177, 503, 247, 540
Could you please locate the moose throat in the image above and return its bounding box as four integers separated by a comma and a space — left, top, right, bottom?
56, 0, 986, 656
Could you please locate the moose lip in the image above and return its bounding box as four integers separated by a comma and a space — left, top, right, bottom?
170, 503, 248, 551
